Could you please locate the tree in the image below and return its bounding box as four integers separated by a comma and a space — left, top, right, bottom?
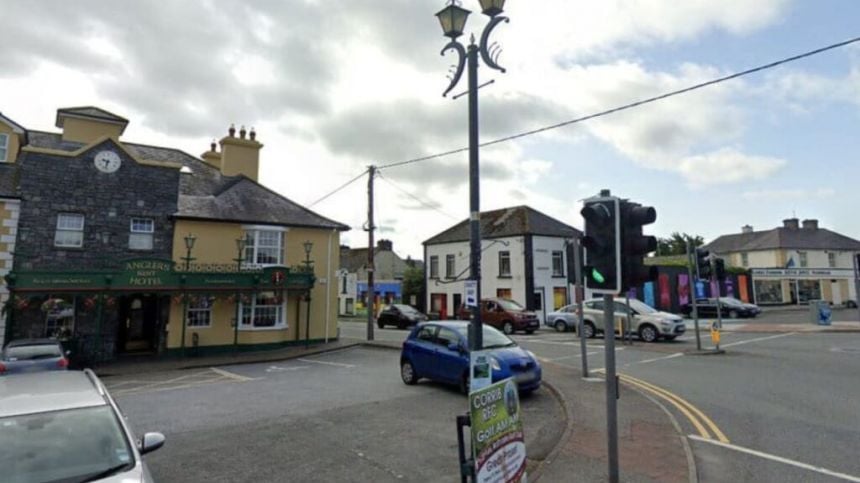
655, 232, 704, 256
401, 265, 425, 311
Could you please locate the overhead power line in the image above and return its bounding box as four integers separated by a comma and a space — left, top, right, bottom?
308, 169, 368, 208
377, 172, 459, 220
376, 35, 860, 171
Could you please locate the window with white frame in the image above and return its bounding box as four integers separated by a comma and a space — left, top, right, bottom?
741, 252, 749, 267
240, 291, 286, 329
243, 229, 284, 266
446, 254, 455, 279
552, 251, 564, 277
0, 133, 8, 162
799, 251, 808, 268
129, 218, 154, 250
187, 297, 214, 328
54, 213, 84, 248
499, 251, 511, 277
828, 252, 836, 268
429, 256, 439, 278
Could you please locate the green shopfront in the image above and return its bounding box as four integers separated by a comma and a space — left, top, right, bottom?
3, 258, 315, 365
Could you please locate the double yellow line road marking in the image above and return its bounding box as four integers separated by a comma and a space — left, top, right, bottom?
595, 369, 729, 443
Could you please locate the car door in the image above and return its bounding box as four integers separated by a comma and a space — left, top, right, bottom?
483, 300, 501, 329
583, 300, 604, 332
433, 327, 467, 384
409, 325, 438, 378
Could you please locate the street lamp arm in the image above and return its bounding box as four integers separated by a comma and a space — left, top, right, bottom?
441, 40, 467, 97
479, 15, 509, 73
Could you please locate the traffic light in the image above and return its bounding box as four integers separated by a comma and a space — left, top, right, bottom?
714, 257, 726, 281
581, 196, 620, 293
619, 201, 658, 290
695, 248, 711, 279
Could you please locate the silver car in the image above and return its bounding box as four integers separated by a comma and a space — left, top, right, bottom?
581, 298, 686, 342
0, 369, 165, 482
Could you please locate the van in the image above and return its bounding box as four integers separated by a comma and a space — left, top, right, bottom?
457, 298, 540, 335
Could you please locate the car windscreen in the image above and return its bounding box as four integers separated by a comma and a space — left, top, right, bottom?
462, 326, 516, 349
628, 299, 657, 314
0, 405, 135, 483
496, 299, 525, 311
720, 297, 744, 306
4, 344, 61, 361
394, 305, 419, 315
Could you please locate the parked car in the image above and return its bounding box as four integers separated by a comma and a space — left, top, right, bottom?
377, 304, 428, 329
681, 297, 761, 319
0, 369, 165, 482
581, 298, 685, 342
545, 304, 580, 332
0, 338, 70, 376
457, 298, 540, 335
400, 321, 542, 394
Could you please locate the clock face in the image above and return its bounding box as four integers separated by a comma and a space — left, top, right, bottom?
94, 150, 121, 173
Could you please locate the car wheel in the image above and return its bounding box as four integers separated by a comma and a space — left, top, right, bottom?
847, 301, 858, 308
525, 329, 535, 335
728, 310, 739, 319
583, 321, 596, 339
554, 320, 568, 332
502, 321, 515, 335
377, 320, 384, 329
639, 324, 658, 343
459, 371, 470, 395
401, 360, 418, 385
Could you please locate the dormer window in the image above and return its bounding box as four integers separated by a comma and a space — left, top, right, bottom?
0, 133, 8, 162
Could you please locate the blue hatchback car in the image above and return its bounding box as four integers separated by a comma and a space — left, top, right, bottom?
400, 321, 542, 394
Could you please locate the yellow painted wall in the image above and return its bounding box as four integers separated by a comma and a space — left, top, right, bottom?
219, 137, 261, 181
61, 117, 125, 144
166, 220, 341, 348
0, 122, 21, 163
822, 281, 833, 302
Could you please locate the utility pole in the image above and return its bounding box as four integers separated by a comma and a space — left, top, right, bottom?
687, 240, 702, 351
366, 165, 376, 342
467, 41, 483, 352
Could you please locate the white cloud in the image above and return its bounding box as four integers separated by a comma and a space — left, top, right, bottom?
679, 148, 787, 185
742, 187, 836, 202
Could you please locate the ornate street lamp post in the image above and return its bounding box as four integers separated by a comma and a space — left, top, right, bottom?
435, 0, 509, 352
303, 241, 314, 349
233, 236, 247, 352
180, 234, 197, 357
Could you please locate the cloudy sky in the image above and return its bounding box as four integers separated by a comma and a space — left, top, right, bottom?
2, 0, 859, 258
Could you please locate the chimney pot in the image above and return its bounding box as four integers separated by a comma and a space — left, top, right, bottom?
210, 139, 216, 152
783, 218, 800, 230
802, 219, 819, 230
239, 125, 247, 139
376, 239, 393, 251
228, 124, 236, 137
742, 225, 753, 234
250, 127, 256, 141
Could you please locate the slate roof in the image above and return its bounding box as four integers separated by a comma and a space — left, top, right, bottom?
424, 206, 581, 245
341, 248, 371, 272
705, 227, 860, 253
22, 130, 349, 230
55, 106, 129, 126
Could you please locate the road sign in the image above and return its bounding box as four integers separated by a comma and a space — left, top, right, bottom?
470, 378, 527, 483
466, 280, 478, 308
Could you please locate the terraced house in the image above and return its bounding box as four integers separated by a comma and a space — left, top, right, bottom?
0, 113, 25, 346
1, 107, 348, 363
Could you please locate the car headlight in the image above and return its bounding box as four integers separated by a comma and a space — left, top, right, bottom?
491, 357, 501, 371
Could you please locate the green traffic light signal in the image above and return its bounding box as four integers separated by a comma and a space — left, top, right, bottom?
591, 268, 605, 284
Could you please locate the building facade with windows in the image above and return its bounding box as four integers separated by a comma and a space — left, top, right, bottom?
705, 218, 860, 305
338, 240, 420, 316
0, 112, 26, 346
423, 206, 580, 323
2, 107, 348, 362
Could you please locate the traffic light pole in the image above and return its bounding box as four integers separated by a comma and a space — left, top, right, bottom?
573, 237, 589, 378
687, 240, 702, 351
603, 293, 620, 483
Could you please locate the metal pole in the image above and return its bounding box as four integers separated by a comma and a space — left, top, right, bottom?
715, 271, 723, 351
625, 292, 632, 346
367, 166, 376, 342
854, 254, 860, 322
305, 292, 312, 349
467, 42, 483, 352
603, 293, 619, 483
687, 241, 702, 351
573, 238, 588, 377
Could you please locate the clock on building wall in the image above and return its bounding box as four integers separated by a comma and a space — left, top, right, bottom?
94, 150, 121, 173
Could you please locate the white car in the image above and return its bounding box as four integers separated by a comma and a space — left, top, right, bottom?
581, 298, 685, 343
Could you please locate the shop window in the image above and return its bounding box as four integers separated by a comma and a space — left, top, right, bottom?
0, 133, 8, 162
754, 280, 783, 304
54, 213, 84, 248
243, 229, 284, 266
240, 291, 286, 329
798, 251, 808, 268
796, 280, 821, 303
129, 218, 154, 250
43, 296, 75, 339
741, 252, 749, 267
552, 251, 564, 277
429, 256, 439, 279
828, 252, 836, 268
446, 254, 456, 279
499, 251, 511, 277
187, 297, 213, 328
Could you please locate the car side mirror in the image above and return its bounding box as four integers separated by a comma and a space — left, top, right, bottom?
448, 342, 462, 353
139, 432, 166, 455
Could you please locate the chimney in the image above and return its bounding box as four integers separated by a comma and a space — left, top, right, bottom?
200, 139, 221, 169
741, 225, 753, 234
219, 124, 263, 181
376, 239, 393, 251
802, 219, 819, 230
783, 218, 799, 230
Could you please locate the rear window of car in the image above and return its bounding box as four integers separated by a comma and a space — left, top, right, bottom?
4, 344, 62, 361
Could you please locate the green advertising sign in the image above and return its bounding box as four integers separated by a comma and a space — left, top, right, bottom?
470, 378, 527, 483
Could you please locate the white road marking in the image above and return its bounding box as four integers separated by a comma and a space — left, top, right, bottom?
297, 358, 355, 368
720, 332, 796, 348
211, 367, 257, 381
689, 435, 860, 482
265, 365, 310, 373
633, 353, 684, 365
